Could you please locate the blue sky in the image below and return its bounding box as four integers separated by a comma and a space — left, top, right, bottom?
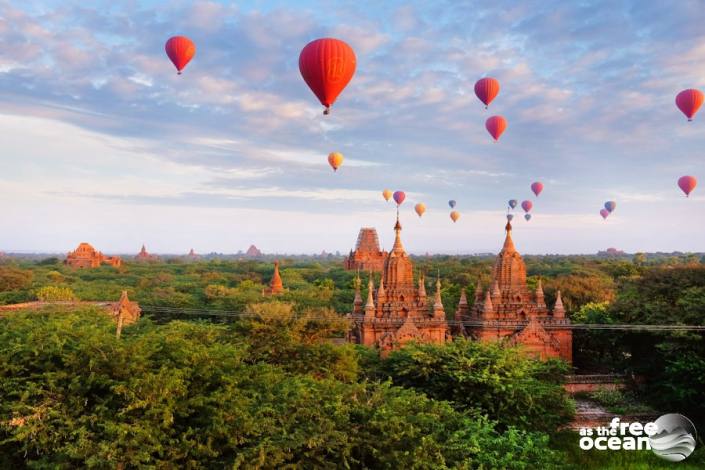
0, 0, 703, 255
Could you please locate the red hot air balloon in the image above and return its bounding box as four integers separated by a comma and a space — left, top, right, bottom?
521, 200, 533, 213
676, 89, 704, 121
531, 182, 544, 197
299, 38, 356, 115
165, 36, 196, 74
600, 209, 609, 220
485, 116, 507, 141
678, 175, 697, 197
474, 77, 500, 109
393, 190, 406, 206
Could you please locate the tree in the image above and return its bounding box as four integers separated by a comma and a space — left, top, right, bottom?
35, 285, 77, 302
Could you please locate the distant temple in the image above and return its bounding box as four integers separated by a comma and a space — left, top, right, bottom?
245, 245, 263, 258
456, 221, 572, 362
344, 228, 388, 272
135, 244, 159, 262
263, 261, 284, 295
349, 216, 448, 354
65, 243, 121, 268
186, 248, 200, 260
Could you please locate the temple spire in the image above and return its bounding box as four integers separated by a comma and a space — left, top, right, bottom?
553, 290, 565, 318
270, 260, 283, 294
433, 276, 445, 318
474, 279, 483, 302
353, 272, 363, 314
418, 273, 426, 299
502, 221, 516, 253
365, 275, 375, 317
535, 279, 546, 309
377, 276, 386, 301
482, 291, 495, 318
391, 211, 405, 254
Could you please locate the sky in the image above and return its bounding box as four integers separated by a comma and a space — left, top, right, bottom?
0, 0, 704, 255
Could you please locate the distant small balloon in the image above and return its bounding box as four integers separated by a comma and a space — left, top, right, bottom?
382, 189, 392, 201
506, 214, 514, 222
678, 175, 697, 197
521, 200, 533, 213
531, 182, 544, 197
485, 115, 507, 141
600, 209, 610, 220
448, 200, 456, 208
675, 89, 704, 121
415, 203, 426, 217
508, 199, 518, 209
165, 36, 196, 74
393, 190, 406, 206
450, 211, 460, 223
524, 213, 532, 221
327, 152, 343, 172
474, 77, 500, 108
604, 201, 616, 213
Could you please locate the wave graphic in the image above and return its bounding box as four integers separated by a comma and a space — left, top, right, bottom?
649, 427, 696, 462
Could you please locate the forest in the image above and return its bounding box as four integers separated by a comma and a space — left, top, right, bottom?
0, 253, 704, 468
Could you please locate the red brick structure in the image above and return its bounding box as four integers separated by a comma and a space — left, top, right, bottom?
65, 243, 121, 268
457, 221, 572, 362
263, 261, 284, 296
344, 228, 387, 272
135, 244, 159, 262
349, 216, 448, 355
186, 248, 200, 260
245, 245, 263, 258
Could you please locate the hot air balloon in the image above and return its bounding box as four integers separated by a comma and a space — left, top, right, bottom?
604, 201, 616, 213
485, 115, 507, 142
474, 77, 500, 109
524, 214, 532, 221
531, 182, 544, 197
415, 203, 426, 217
327, 152, 343, 172
521, 200, 533, 213
382, 189, 392, 201
508, 199, 518, 209
506, 214, 514, 222
450, 211, 460, 223
600, 209, 609, 220
448, 200, 456, 208
678, 175, 697, 197
676, 89, 704, 121
165, 36, 196, 74
393, 191, 406, 206
299, 38, 356, 115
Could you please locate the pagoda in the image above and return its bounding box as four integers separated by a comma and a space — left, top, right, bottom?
65, 243, 121, 268
263, 261, 284, 295
456, 221, 572, 362
135, 244, 159, 262
349, 215, 448, 354
344, 228, 388, 272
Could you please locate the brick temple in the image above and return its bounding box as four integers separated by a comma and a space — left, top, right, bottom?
349, 216, 448, 354
263, 261, 284, 295
344, 228, 387, 272
65, 243, 121, 268
135, 244, 159, 262
455, 221, 572, 362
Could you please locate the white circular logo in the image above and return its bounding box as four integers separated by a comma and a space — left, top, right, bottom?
649, 413, 697, 462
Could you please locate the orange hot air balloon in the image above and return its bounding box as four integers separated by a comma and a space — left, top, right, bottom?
382, 189, 392, 201
165, 36, 196, 74
678, 175, 697, 197
676, 89, 704, 121
299, 38, 356, 115
485, 115, 507, 141
474, 77, 500, 108
327, 152, 344, 172
414, 203, 426, 217
450, 211, 460, 223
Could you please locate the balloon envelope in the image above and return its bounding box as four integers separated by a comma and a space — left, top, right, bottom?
604, 201, 616, 213
474, 77, 500, 108
299, 38, 356, 114
165, 36, 196, 74
676, 89, 704, 121
531, 182, 544, 197
450, 211, 460, 223
508, 199, 518, 209
327, 152, 343, 171
524, 213, 532, 221
600, 209, 609, 220
382, 189, 392, 201
678, 175, 697, 197
521, 200, 533, 213
485, 115, 507, 141
506, 214, 514, 221
393, 191, 406, 205
415, 203, 426, 217
448, 200, 456, 208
